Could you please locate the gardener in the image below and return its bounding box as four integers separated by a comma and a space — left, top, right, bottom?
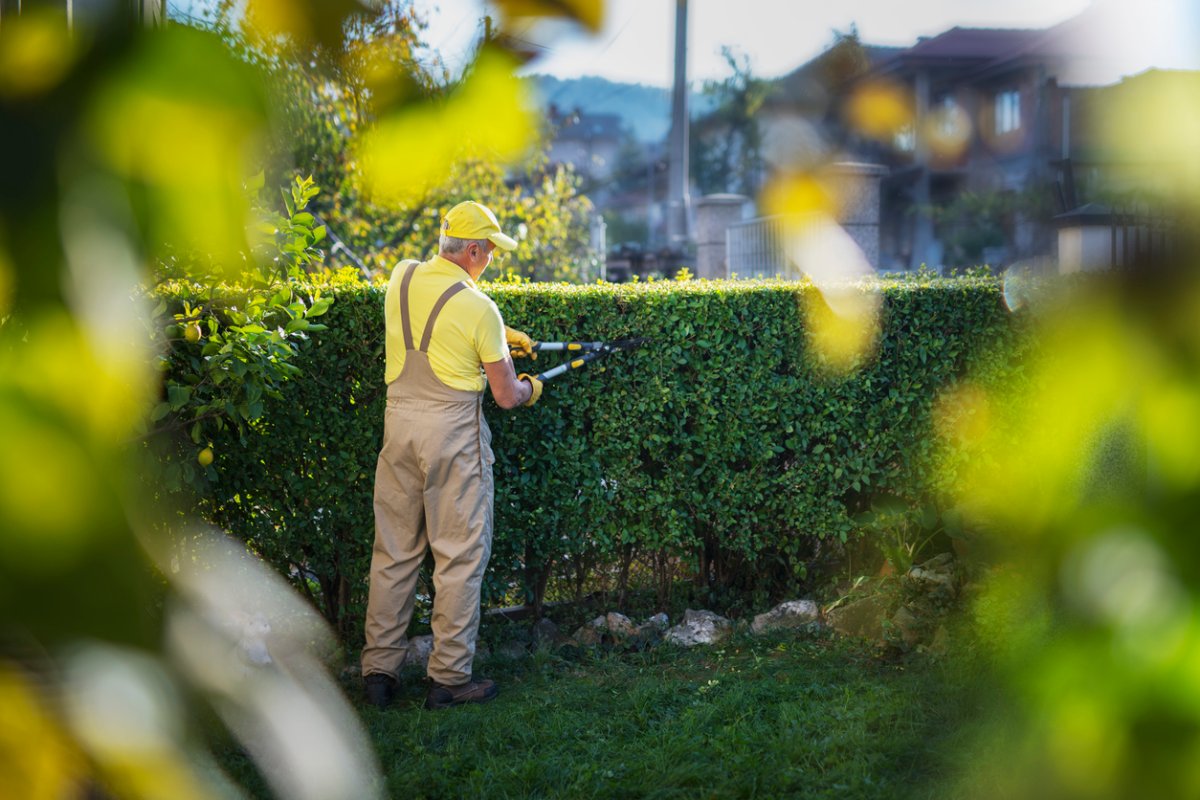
361, 201, 542, 710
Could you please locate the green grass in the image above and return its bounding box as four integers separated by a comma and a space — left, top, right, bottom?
219, 628, 988, 799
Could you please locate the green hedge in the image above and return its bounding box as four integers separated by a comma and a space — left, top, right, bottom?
185, 274, 1026, 642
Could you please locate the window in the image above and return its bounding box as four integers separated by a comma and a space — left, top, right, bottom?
995, 90, 1021, 135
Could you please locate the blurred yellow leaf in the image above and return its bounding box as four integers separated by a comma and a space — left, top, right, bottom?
0, 12, 76, 98
763, 174, 879, 371
802, 286, 878, 373
1099, 72, 1200, 209
0, 311, 152, 446
245, 0, 312, 45
0, 403, 103, 569
954, 300, 1138, 534
0, 665, 84, 800
243, 0, 374, 51
924, 103, 972, 163
359, 49, 536, 204
843, 80, 912, 141
491, 0, 605, 32
761, 172, 836, 219
84, 28, 269, 265
1140, 383, 1200, 488
934, 383, 993, 448
1044, 690, 1127, 795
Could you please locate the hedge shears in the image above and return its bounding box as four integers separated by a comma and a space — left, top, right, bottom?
514, 339, 647, 383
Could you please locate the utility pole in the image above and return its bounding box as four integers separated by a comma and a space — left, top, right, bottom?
666, 0, 691, 250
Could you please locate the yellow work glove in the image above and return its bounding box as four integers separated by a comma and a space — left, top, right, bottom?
518, 373, 543, 407
505, 325, 537, 360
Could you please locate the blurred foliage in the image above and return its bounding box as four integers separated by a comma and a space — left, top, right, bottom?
213, 0, 599, 283
940, 269, 1200, 800
0, 0, 605, 795
172, 274, 1025, 640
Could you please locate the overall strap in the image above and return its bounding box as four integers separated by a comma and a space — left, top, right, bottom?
419, 282, 469, 353
397, 260, 421, 351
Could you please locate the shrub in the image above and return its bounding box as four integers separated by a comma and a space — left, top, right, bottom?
180, 273, 1027, 644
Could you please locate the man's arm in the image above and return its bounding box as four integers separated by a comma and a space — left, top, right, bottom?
483, 356, 534, 409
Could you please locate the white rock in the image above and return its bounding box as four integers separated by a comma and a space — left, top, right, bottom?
908, 554, 957, 596
405, 634, 433, 668
643, 613, 670, 631
664, 609, 732, 647
606, 612, 637, 637
750, 599, 820, 635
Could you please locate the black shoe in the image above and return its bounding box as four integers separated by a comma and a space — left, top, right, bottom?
424, 677, 498, 710
364, 672, 398, 709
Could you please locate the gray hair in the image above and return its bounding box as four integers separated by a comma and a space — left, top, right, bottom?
439, 234, 490, 255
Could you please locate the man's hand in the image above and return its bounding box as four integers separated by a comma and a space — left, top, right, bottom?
518, 373, 543, 407
505, 325, 537, 360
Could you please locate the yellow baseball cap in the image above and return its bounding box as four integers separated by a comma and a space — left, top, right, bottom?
442, 201, 518, 251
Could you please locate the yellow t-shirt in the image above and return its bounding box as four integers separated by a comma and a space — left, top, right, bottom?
383, 256, 508, 391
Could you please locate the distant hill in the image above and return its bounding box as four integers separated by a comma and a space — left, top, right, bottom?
525, 74, 715, 144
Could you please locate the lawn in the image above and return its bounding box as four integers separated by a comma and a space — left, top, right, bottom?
219, 625, 989, 799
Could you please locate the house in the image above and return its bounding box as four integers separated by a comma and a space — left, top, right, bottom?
544, 105, 628, 202
851, 25, 1065, 271
715, 8, 1191, 275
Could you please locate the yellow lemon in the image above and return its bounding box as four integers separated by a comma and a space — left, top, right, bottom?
197, 446, 214, 467
185, 322, 202, 343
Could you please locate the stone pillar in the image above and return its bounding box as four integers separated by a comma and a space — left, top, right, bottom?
821, 162, 887, 270
694, 194, 748, 279
1054, 203, 1116, 272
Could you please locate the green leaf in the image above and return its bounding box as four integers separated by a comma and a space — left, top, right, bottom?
167, 384, 192, 410
245, 170, 266, 192
307, 297, 333, 317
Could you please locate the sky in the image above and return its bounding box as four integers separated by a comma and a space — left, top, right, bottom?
412, 0, 1200, 87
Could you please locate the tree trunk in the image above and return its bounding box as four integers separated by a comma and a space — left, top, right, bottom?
616, 544, 635, 609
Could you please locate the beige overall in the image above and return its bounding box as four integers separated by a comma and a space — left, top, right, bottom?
361, 262, 494, 685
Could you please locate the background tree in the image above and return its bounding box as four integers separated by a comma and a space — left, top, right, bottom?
224, 0, 599, 282
691, 47, 769, 197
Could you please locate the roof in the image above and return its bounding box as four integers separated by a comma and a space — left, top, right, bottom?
896, 27, 1043, 62
1054, 202, 1114, 226
767, 28, 1045, 109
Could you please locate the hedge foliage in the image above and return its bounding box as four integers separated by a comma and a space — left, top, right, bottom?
180, 273, 1028, 642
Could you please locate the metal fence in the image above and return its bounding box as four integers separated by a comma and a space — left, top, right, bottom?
726, 214, 857, 279
726, 216, 793, 278
1111, 207, 1176, 270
